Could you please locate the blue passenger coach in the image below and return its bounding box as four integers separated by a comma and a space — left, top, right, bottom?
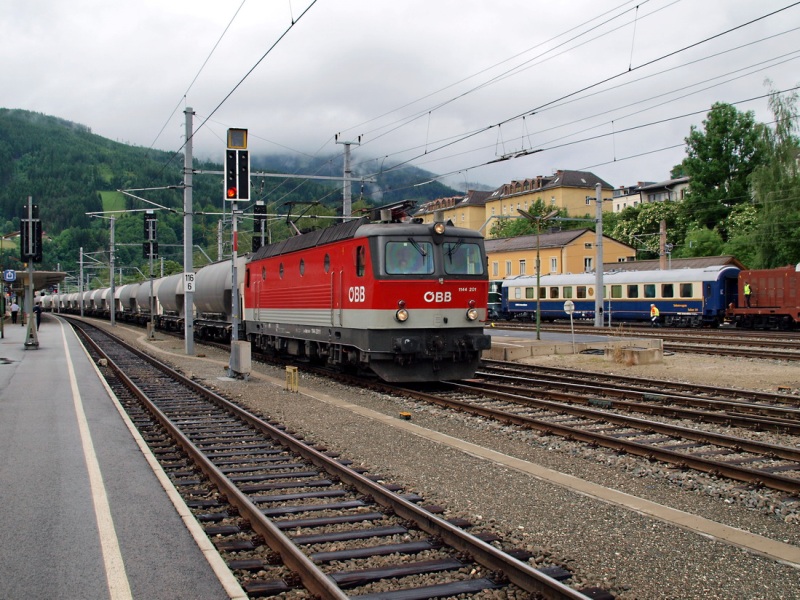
500, 266, 740, 327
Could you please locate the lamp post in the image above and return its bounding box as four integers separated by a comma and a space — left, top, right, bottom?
518, 208, 558, 340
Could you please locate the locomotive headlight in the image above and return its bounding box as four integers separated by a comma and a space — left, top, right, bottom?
395, 300, 409, 322
466, 299, 478, 321
433, 222, 446, 235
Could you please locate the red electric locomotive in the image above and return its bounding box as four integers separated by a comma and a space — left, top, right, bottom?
243, 211, 491, 382
727, 264, 800, 329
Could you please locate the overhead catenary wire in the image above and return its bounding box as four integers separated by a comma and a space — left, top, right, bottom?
357, 3, 800, 182
146, 0, 248, 155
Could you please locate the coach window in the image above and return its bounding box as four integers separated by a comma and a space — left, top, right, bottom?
680, 283, 692, 297
299, 258, 305, 276
549, 287, 559, 299
661, 283, 674, 298
514, 287, 522, 299
324, 253, 330, 274
356, 245, 366, 277
576, 286, 587, 299
525, 287, 534, 299
627, 284, 638, 298
563, 286, 573, 299
611, 284, 622, 299
644, 284, 656, 298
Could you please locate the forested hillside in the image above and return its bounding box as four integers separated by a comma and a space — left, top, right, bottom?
0, 109, 459, 285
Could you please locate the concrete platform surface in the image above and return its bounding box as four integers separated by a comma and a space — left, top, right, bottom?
0, 313, 244, 600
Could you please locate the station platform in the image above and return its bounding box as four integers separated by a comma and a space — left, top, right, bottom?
0, 314, 244, 600
484, 326, 662, 361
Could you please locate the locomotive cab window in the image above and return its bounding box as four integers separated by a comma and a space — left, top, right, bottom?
356, 245, 366, 277
443, 241, 484, 275
385, 241, 433, 275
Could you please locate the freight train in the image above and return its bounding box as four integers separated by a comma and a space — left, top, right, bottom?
52, 208, 492, 382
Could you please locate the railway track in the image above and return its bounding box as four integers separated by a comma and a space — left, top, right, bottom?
388, 372, 800, 496
68, 317, 610, 599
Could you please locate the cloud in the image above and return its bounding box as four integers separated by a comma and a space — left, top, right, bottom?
3, 0, 798, 191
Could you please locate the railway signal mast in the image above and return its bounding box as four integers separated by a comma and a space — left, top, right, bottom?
20, 196, 42, 349
225, 128, 251, 378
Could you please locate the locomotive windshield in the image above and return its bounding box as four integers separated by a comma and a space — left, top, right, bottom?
443, 240, 484, 275
385, 241, 434, 274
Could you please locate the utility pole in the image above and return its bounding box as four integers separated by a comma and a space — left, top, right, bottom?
183, 106, 195, 355
594, 183, 605, 328
80, 248, 84, 317
335, 134, 361, 221
109, 217, 115, 327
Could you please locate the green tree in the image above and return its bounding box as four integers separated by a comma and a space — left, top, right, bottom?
749, 87, 800, 268
609, 201, 685, 259
488, 198, 568, 239
679, 102, 767, 239
678, 227, 725, 258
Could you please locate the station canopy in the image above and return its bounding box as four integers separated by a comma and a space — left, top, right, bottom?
5, 270, 67, 295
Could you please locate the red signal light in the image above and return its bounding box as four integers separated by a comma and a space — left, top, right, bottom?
227, 187, 237, 199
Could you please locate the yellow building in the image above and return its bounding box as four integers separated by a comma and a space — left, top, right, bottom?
415, 190, 492, 231
485, 228, 636, 280
484, 170, 614, 222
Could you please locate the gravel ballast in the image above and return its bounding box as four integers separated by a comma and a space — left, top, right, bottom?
94, 322, 800, 600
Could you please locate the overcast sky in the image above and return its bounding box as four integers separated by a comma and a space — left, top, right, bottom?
3, 0, 799, 194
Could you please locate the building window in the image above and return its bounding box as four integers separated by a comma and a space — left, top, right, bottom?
505, 261, 512, 276
492, 262, 499, 277
519, 259, 526, 275
584, 257, 592, 272
550, 257, 557, 273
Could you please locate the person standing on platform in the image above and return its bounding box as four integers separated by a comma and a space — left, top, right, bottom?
10, 301, 19, 324
33, 303, 42, 330
744, 281, 752, 308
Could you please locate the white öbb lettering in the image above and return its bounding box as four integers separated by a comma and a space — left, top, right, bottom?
348, 286, 366, 302
423, 291, 452, 303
